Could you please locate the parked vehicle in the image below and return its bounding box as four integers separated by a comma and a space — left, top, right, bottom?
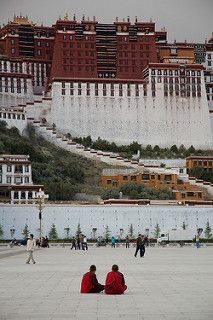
96, 237, 106, 247
157, 229, 194, 244
9, 238, 27, 247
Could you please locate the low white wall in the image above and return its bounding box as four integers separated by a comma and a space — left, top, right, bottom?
0, 204, 212, 239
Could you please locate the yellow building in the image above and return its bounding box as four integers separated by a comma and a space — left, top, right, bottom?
159, 46, 195, 64
100, 169, 205, 201
186, 156, 213, 173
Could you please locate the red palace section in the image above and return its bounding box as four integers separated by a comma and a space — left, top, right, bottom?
0, 14, 167, 86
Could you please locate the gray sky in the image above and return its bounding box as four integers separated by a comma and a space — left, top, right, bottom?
0, 0, 212, 42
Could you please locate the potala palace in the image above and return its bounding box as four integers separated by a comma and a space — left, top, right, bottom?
0, 14, 213, 148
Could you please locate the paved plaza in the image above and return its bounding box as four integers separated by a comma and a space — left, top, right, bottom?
0, 245, 213, 320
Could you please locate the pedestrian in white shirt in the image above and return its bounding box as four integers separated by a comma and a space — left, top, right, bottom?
83, 236, 88, 251
26, 234, 36, 264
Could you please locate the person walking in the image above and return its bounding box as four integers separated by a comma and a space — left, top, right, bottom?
80, 265, 104, 293
45, 236, 49, 248
80, 234, 84, 250
125, 235, 130, 248
71, 237, 77, 250
141, 235, 146, 257
134, 234, 143, 257
105, 264, 127, 294
76, 236, 81, 250
26, 234, 36, 264
195, 233, 200, 249
111, 236, 116, 248
83, 235, 88, 251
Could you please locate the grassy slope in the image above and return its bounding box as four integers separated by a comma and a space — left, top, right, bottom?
0, 122, 114, 200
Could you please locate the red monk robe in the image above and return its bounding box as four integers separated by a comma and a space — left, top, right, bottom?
105, 271, 127, 294
81, 271, 104, 293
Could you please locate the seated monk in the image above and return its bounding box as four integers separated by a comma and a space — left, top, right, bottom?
105, 264, 127, 294
80, 265, 104, 293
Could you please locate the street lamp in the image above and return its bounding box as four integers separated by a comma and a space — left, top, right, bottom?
10, 227, 15, 239
92, 227, 97, 239
36, 188, 49, 244
64, 226, 70, 239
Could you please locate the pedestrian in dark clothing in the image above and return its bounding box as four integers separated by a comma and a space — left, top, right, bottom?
141, 235, 146, 257
134, 234, 143, 257
77, 236, 81, 250
144, 235, 149, 247
71, 237, 77, 250
125, 235, 130, 248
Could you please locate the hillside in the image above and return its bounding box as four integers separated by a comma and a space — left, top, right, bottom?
0, 121, 112, 201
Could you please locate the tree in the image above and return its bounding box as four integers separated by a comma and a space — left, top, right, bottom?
154, 223, 161, 239
170, 145, 178, 153
120, 181, 139, 196
188, 145, 195, 154
0, 120, 7, 133
128, 223, 134, 238
104, 225, 111, 241
101, 188, 120, 200
129, 189, 140, 199
75, 223, 82, 238
22, 224, 29, 238
204, 220, 212, 239
0, 224, 4, 239
48, 223, 58, 240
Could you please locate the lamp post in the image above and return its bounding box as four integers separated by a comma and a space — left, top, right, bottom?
92, 227, 97, 240
36, 188, 49, 245
10, 227, 15, 239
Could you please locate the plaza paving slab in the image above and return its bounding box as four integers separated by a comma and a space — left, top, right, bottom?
0, 245, 213, 320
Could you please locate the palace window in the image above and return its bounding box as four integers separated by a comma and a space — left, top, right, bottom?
25, 177, 30, 183
15, 177, 23, 184
14, 192, 19, 199
163, 70, 167, 75
127, 84, 131, 97
119, 83, 123, 96
95, 83, 98, 96
21, 192, 26, 199
151, 69, 155, 75
62, 89, 66, 95
86, 83, 90, 96
6, 176, 11, 184
135, 84, 139, 97
103, 83, 107, 96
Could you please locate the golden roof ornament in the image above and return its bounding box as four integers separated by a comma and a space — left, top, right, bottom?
64, 13, 69, 21
13, 14, 33, 25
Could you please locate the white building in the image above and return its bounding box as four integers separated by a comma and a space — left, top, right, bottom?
0, 154, 43, 203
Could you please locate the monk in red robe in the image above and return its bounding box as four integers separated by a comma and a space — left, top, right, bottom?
80, 265, 104, 293
105, 264, 127, 294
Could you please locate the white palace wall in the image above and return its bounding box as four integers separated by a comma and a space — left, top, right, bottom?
51, 77, 213, 149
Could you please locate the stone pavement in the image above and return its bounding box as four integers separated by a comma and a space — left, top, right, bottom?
0, 245, 213, 320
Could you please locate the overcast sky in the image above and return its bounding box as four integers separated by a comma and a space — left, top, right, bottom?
0, 0, 212, 42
